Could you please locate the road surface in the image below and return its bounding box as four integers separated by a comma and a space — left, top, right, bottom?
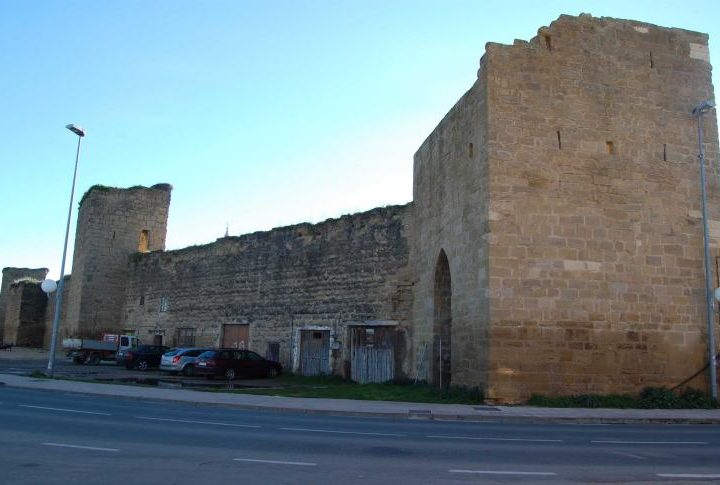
1, 387, 719, 484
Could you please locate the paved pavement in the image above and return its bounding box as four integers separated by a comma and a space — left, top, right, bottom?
2, 348, 720, 424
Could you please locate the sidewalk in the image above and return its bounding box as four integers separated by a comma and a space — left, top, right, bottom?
2, 372, 720, 424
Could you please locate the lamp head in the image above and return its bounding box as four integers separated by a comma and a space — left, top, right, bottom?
66, 124, 85, 137
692, 100, 716, 117
40, 279, 57, 294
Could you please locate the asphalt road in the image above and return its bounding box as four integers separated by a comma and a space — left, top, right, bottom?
1, 387, 719, 484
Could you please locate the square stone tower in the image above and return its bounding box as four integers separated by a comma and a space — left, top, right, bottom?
63, 184, 172, 338
412, 14, 719, 401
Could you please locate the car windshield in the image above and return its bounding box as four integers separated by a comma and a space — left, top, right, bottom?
164, 349, 182, 357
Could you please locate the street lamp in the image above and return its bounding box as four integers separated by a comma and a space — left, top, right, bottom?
694, 100, 717, 399
46, 124, 85, 376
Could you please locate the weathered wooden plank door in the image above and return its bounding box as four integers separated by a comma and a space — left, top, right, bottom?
222, 324, 249, 349
350, 327, 395, 383
300, 330, 330, 376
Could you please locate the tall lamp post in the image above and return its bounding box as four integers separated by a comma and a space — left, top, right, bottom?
46, 124, 85, 376
693, 100, 717, 400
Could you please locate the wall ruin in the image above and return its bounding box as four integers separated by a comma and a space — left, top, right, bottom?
121, 204, 413, 375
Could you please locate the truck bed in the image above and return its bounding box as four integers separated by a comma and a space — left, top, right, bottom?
62, 338, 117, 352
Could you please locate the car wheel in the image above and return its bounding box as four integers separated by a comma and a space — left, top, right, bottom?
267, 367, 279, 378
182, 365, 195, 377
88, 353, 101, 365
224, 368, 236, 381
73, 356, 84, 365
137, 359, 149, 371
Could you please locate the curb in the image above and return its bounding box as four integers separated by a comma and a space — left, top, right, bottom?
2, 377, 720, 425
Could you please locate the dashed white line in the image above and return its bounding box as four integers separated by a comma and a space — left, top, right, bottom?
234, 458, 317, 467
657, 474, 720, 479
429, 435, 562, 443
42, 442, 118, 452
19, 405, 111, 416
450, 469, 557, 476
592, 440, 707, 445
280, 427, 406, 437
136, 416, 260, 428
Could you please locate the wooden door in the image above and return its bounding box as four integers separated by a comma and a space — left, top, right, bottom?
300, 330, 330, 376
350, 327, 395, 383
222, 324, 249, 349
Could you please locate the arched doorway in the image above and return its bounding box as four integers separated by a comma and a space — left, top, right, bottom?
433, 250, 452, 388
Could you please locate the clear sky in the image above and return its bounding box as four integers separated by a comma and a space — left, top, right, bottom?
1, 0, 718, 280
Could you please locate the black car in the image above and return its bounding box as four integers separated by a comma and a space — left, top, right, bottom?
118, 344, 171, 370
195, 349, 282, 380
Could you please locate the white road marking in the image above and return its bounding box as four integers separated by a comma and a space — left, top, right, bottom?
19, 405, 111, 416
592, 440, 707, 445
429, 435, 562, 443
280, 427, 406, 437
42, 442, 118, 452
136, 416, 260, 428
450, 469, 557, 476
234, 458, 317, 467
657, 474, 720, 479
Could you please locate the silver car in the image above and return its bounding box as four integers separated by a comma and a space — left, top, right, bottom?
159, 348, 211, 377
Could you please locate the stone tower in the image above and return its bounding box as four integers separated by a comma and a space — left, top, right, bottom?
412, 15, 718, 401
0, 267, 48, 343
63, 184, 172, 338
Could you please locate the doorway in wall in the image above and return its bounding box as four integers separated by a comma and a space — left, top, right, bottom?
300, 329, 330, 376
222, 324, 249, 349
433, 249, 452, 388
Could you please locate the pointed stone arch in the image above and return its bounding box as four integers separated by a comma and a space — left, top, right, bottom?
433, 249, 452, 387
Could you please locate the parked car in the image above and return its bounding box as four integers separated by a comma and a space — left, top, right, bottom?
195, 349, 282, 380
117, 344, 171, 370
160, 347, 211, 376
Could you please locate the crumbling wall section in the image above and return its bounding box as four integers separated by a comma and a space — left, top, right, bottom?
0, 267, 48, 344
3, 281, 48, 347
64, 184, 171, 338
121, 204, 413, 375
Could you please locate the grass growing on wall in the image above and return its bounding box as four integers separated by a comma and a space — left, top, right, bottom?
526, 387, 720, 409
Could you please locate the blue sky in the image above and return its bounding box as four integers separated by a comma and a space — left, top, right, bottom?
1, 0, 718, 279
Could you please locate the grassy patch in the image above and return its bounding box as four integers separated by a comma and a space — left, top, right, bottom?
28, 370, 48, 379
223, 374, 484, 405
527, 387, 720, 409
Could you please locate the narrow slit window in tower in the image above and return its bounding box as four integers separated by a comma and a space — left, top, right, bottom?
649, 52, 654, 68
557, 131, 562, 150
663, 144, 667, 161
468, 143, 474, 158
138, 229, 150, 252
606, 141, 615, 155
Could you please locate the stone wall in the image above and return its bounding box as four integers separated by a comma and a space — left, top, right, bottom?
412, 14, 718, 401
411, 69, 491, 389
3, 281, 48, 347
121, 204, 413, 375
0, 267, 48, 344
64, 184, 172, 338
483, 15, 718, 400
